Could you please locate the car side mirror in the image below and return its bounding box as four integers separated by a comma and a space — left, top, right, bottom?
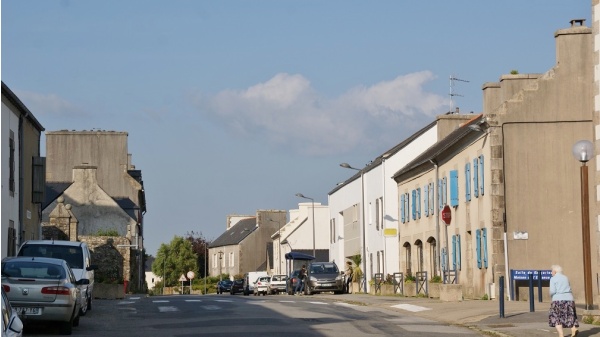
77, 279, 90, 285
87, 265, 98, 271
8, 315, 23, 333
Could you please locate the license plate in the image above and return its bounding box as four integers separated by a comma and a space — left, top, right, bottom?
322, 283, 332, 287
16, 307, 41, 315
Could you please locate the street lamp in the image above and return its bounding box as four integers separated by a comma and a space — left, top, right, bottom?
572, 140, 594, 310
340, 162, 368, 294
218, 251, 224, 282
295, 193, 316, 258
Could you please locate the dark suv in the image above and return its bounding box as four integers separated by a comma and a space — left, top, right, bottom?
305, 262, 344, 295
216, 280, 233, 294
230, 279, 244, 295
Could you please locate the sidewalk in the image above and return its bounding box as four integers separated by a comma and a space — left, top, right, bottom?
318, 293, 600, 337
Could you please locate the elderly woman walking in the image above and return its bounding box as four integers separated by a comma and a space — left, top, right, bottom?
549, 265, 579, 337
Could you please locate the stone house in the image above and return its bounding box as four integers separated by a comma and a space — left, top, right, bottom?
42, 130, 147, 292
1, 82, 45, 258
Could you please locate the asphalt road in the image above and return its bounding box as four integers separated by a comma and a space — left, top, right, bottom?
23, 294, 483, 336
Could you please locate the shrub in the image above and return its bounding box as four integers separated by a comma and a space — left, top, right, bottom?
430, 275, 442, 283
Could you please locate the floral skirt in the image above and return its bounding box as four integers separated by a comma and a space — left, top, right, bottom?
548, 300, 579, 328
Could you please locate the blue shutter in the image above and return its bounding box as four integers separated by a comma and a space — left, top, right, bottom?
411, 190, 416, 220
450, 170, 459, 206
479, 155, 485, 196
430, 182, 435, 215
441, 248, 447, 271
405, 193, 410, 222
483, 228, 488, 268
465, 163, 471, 201
417, 188, 421, 219
476, 229, 482, 269
424, 185, 429, 217
457, 235, 462, 270
452, 235, 457, 270
473, 159, 479, 198
400, 194, 405, 223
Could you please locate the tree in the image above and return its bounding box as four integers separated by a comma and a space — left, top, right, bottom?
185, 231, 211, 278
152, 236, 198, 287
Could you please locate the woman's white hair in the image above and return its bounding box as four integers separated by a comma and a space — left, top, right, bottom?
551, 265, 563, 273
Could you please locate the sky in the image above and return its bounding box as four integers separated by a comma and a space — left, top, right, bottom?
1, 1, 592, 256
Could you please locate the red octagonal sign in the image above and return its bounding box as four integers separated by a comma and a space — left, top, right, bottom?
441, 205, 452, 225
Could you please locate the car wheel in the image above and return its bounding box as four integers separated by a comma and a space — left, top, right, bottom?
79, 300, 87, 316
73, 314, 80, 327
87, 295, 92, 311
59, 309, 75, 335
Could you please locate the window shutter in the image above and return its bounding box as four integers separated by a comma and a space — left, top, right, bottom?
32, 156, 46, 204
473, 158, 479, 198
452, 235, 457, 270
442, 176, 448, 206
457, 235, 462, 270
424, 185, 429, 217
438, 179, 443, 210
465, 163, 471, 201
430, 183, 435, 215
476, 229, 482, 269
479, 155, 485, 196
405, 193, 410, 222
417, 188, 421, 219
441, 248, 447, 271
400, 194, 405, 223
483, 228, 488, 268
450, 170, 459, 207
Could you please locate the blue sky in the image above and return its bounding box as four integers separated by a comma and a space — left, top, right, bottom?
2, 1, 591, 256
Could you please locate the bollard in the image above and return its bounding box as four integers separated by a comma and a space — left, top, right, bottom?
528, 274, 535, 312
499, 276, 505, 318
537, 270, 543, 303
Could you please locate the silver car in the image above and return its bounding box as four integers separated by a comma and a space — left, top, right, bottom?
1, 257, 88, 335
306, 262, 344, 295
1, 288, 23, 337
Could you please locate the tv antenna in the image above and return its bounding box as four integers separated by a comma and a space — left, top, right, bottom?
449, 75, 469, 113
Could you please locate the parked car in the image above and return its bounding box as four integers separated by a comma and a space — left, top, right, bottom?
1, 257, 89, 335
267, 274, 287, 295
253, 276, 270, 296
229, 279, 244, 295
1, 288, 23, 337
17, 240, 97, 316
243, 271, 268, 296
305, 262, 344, 295
286, 270, 300, 295
216, 280, 232, 294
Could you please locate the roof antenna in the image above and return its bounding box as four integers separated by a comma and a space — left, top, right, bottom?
449, 75, 469, 113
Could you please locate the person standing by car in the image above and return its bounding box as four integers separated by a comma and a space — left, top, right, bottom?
295, 265, 307, 295
344, 261, 353, 294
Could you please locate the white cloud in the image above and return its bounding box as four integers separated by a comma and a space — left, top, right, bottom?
191, 72, 446, 156
14, 90, 87, 118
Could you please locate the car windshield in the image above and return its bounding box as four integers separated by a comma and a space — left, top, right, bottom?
19, 245, 84, 269
310, 263, 339, 274
1, 261, 65, 279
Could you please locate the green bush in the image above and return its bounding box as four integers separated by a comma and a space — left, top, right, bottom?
430, 275, 442, 283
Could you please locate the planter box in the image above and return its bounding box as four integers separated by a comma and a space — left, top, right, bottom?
94, 283, 125, 299
403, 283, 416, 296
439, 284, 463, 302
428, 283, 441, 298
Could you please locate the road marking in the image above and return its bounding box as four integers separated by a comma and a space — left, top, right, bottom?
279, 300, 295, 303
391, 303, 431, 312
153, 300, 169, 303
214, 299, 233, 302
185, 299, 202, 302
129, 297, 141, 300
202, 305, 221, 310
335, 302, 358, 307
158, 306, 178, 312
308, 301, 328, 305
117, 301, 136, 305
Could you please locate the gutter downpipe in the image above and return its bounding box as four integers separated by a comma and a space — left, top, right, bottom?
429, 159, 441, 278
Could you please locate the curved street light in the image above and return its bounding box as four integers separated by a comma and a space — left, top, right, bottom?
572, 140, 594, 310
339, 162, 368, 294
295, 193, 316, 258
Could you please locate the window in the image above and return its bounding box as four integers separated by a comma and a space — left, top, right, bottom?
9, 131, 15, 195
476, 228, 488, 269
330, 218, 336, 243
424, 184, 429, 217
411, 190, 417, 220
465, 163, 471, 202
7, 221, 16, 256
229, 252, 234, 267
212, 254, 217, 268
375, 198, 382, 231
404, 192, 410, 222
404, 243, 412, 276
32, 157, 46, 203
416, 188, 421, 219
452, 234, 461, 271
400, 194, 405, 223
450, 170, 459, 207
416, 241, 423, 272
429, 182, 435, 215
479, 155, 485, 196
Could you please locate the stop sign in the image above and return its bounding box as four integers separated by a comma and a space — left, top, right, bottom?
441, 205, 452, 225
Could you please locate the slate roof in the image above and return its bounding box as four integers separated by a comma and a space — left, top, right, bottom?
391, 114, 484, 181
43, 182, 72, 209
328, 119, 437, 195
209, 217, 257, 248
113, 197, 140, 221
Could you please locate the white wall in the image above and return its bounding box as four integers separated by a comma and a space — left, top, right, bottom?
1, 102, 21, 259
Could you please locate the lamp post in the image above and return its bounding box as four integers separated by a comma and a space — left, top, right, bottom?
340, 162, 368, 294
572, 140, 594, 310
204, 246, 207, 295
218, 251, 224, 282
162, 251, 167, 295
295, 193, 316, 258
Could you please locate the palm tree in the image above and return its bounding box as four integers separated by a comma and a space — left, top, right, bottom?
350, 254, 362, 282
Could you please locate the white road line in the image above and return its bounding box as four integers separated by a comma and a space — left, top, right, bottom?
185, 299, 202, 302
117, 301, 136, 305
129, 297, 141, 300
391, 303, 431, 312
153, 300, 170, 303
308, 301, 328, 305
214, 299, 233, 302
202, 305, 221, 310
158, 306, 178, 312
335, 302, 358, 307
279, 300, 296, 303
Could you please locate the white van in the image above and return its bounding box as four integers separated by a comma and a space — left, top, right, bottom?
242, 271, 268, 296
17, 240, 97, 316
